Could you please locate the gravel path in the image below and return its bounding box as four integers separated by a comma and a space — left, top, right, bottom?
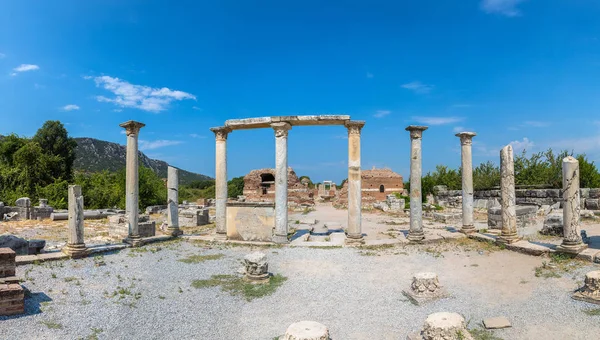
1, 238, 600, 340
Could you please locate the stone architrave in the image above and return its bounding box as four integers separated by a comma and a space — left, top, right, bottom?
120, 120, 145, 247
167, 166, 182, 236
244, 252, 270, 284
456, 132, 476, 234
573, 271, 600, 305
62, 185, 87, 258
345, 121, 365, 244
272, 122, 292, 244
210, 126, 232, 240
402, 272, 448, 305
557, 156, 587, 254
497, 145, 519, 244
406, 126, 428, 242
282, 321, 330, 340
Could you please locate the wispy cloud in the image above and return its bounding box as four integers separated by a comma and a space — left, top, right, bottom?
366, 72, 374, 79
189, 134, 206, 139
61, 104, 80, 111
411, 116, 463, 125
480, 0, 526, 17
509, 137, 534, 153
373, 110, 391, 118
90, 75, 196, 113
453, 126, 465, 133
192, 106, 202, 111
10, 64, 40, 76
139, 139, 183, 151
113, 109, 123, 112
401, 81, 434, 94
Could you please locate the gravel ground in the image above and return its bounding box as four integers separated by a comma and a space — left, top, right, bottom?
1, 238, 600, 340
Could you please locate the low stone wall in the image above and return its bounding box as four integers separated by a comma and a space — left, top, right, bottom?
435, 187, 600, 210
179, 208, 209, 227
108, 214, 156, 238
488, 205, 537, 230
226, 202, 274, 242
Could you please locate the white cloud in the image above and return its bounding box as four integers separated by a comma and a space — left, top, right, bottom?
61, 104, 80, 111
366, 72, 374, 79
373, 110, 391, 118
453, 126, 465, 133
509, 137, 534, 153
82, 75, 93, 80
10, 64, 40, 76
90, 76, 196, 113
480, 0, 526, 17
139, 139, 183, 151
189, 134, 206, 139
401, 81, 434, 94
411, 116, 463, 125
192, 106, 202, 111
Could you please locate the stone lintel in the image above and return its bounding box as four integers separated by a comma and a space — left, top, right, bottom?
224, 115, 351, 130
226, 202, 275, 208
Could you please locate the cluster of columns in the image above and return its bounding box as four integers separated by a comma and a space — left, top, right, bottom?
211, 120, 365, 244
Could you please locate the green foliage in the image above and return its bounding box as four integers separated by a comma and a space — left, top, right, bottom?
32, 120, 77, 181
473, 161, 500, 190
227, 176, 245, 198
187, 180, 215, 190
577, 154, 600, 188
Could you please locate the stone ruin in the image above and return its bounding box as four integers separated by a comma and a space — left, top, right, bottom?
573, 270, 600, 305
0, 248, 24, 316
108, 213, 156, 239
408, 312, 473, 340
1, 197, 54, 221
242, 167, 314, 207
282, 321, 330, 340
373, 194, 405, 213
243, 252, 270, 284
402, 272, 448, 305
335, 168, 405, 208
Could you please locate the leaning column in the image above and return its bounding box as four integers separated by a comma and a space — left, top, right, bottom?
557, 156, 587, 254
498, 145, 519, 244
345, 121, 365, 244
406, 125, 428, 242
271, 122, 292, 244
456, 132, 476, 234
63, 185, 87, 258
210, 127, 232, 240
120, 120, 145, 247
167, 166, 182, 236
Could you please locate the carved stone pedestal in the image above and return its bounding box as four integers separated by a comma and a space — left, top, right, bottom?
402, 272, 448, 305
408, 312, 473, 340
282, 321, 330, 340
62, 243, 88, 259
573, 271, 600, 305
244, 252, 270, 284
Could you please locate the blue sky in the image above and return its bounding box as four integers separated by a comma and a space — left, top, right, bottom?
2, 0, 600, 183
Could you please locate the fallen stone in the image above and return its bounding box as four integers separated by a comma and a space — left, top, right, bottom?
483, 317, 511, 329
282, 321, 329, 340
573, 270, 600, 305
0, 235, 29, 255
421, 312, 473, 340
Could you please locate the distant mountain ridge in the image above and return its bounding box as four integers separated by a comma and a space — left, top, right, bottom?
73, 137, 213, 184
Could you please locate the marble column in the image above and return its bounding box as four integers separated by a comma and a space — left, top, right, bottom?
272, 122, 292, 243
406, 125, 428, 242
210, 126, 232, 240
167, 166, 182, 236
345, 121, 365, 244
63, 185, 87, 258
498, 145, 519, 244
557, 156, 587, 254
456, 132, 476, 234
120, 120, 145, 247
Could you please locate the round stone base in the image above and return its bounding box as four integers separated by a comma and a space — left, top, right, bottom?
460, 225, 475, 234
407, 231, 425, 243
496, 233, 520, 245
243, 273, 271, 285
573, 270, 600, 305
62, 243, 88, 259
124, 236, 144, 247
214, 232, 228, 241
344, 234, 364, 245
422, 312, 473, 340
556, 242, 587, 255
282, 321, 330, 340
167, 227, 183, 237
272, 235, 289, 244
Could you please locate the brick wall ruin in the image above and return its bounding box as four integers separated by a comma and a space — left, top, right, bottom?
242, 167, 314, 205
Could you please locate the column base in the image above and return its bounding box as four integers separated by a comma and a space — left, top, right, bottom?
272, 234, 289, 244
62, 243, 88, 259
167, 227, 183, 237
497, 233, 520, 245
345, 233, 364, 245
460, 225, 476, 234
407, 231, 425, 243
214, 232, 228, 241
124, 235, 144, 247
556, 242, 587, 255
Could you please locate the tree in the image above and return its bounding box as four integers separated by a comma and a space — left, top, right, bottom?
227, 176, 245, 198
32, 120, 77, 181
473, 161, 500, 190
577, 154, 600, 188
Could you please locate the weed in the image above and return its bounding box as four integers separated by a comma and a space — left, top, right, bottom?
85, 328, 103, 340
51, 273, 57, 279
583, 308, 600, 316
178, 254, 225, 264
40, 320, 63, 329
192, 274, 288, 301
158, 295, 166, 300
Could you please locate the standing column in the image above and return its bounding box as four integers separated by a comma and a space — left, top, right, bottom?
498, 145, 519, 244
272, 122, 292, 244
120, 120, 145, 247
345, 121, 365, 244
210, 127, 232, 240
456, 132, 476, 234
167, 166, 182, 236
406, 125, 428, 242
557, 156, 587, 254
63, 185, 87, 258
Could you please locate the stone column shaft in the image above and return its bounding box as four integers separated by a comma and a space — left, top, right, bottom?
272, 122, 292, 243
120, 120, 145, 246
346, 121, 365, 244
210, 127, 231, 239
558, 156, 587, 254
498, 145, 519, 244
406, 125, 428, 242
457, 132, 476, 234
167, 166, 182, 236
64, 185, 87, 258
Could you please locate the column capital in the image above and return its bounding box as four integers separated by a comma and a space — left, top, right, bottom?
455, 131, 476, 145
272, 122, 292, 137
119, 120, 145, 136
345, 120, 365, 136
210, 126, 232, 141
406, 125, 428, 139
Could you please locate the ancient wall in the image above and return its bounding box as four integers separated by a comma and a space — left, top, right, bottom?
226, 202, 274, 241
361, 168, 404, 202
242, 167, 314, 204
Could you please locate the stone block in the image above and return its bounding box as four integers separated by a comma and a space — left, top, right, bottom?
226, 202, 274, 242
0, 248, 16, 278
547, 189, 561, 198
586, 199, 600, 210
483, 317, 511, 329
0, 235, 29, 255
581, 188, 590, 198
541, 212, 563, 236
0, 283, 24, 316
108, 220, 156, 238
27, 239, 45, 255
179, 208, 209, 227
590, 188, 600, 199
